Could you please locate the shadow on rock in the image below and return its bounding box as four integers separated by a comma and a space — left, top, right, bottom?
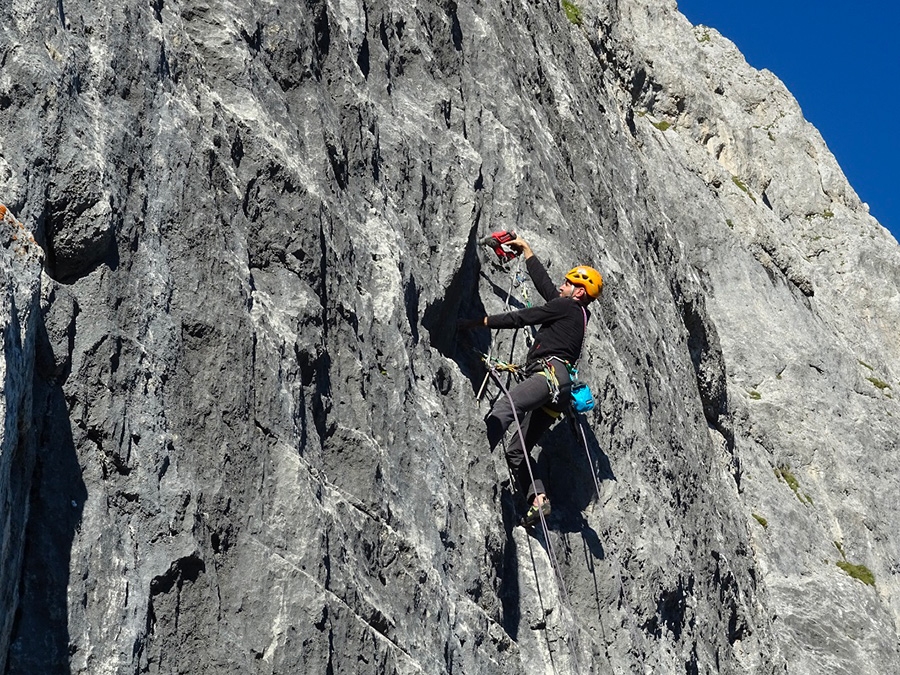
498, 488, 523, 641
422, 232, 493, 391
5, 316, 86, 674
531, 411, 614, 557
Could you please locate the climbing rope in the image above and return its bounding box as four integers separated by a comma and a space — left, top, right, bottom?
484, 361, 592, 675
568, 412, 604, 502
474, 238, 590, 670
484, 362, 571, 604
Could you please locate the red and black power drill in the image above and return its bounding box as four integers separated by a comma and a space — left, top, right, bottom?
480, 230, 519, 261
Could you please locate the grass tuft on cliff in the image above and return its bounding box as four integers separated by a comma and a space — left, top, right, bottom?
562, 0, 583, 26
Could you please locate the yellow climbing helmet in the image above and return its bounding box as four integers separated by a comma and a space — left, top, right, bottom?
565, 266, 603, 299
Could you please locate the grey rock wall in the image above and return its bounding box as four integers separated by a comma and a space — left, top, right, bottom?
1, 0, 898, 673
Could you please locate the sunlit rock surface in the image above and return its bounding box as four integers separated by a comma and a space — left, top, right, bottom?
1, 0, 898, 672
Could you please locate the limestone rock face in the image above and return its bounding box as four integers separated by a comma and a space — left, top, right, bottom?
1, 1, 899, 673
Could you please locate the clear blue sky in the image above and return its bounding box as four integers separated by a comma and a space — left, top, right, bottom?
677, 1, 900, 242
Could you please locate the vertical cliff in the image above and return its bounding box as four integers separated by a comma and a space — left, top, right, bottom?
1, 0, 898, 673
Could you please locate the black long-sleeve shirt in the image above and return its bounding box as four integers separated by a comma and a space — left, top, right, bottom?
485, 256, 589, 365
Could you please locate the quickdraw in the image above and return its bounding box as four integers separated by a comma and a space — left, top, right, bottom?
538, 358, 563, 404
475, 352, 523, 401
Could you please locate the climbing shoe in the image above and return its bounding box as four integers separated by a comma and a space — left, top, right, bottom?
522, 499, 551, 527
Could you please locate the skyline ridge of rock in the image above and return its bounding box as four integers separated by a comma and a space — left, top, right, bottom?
1, 0, 898, 673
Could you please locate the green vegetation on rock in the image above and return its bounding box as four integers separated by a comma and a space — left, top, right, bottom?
562, 0, 583, 26
836, 561, 875, 587
775, 465, 813, 506
867, 376, 890, 391
731, 175, 757, 203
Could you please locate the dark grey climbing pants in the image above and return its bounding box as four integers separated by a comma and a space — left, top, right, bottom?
485, 361, 571, 501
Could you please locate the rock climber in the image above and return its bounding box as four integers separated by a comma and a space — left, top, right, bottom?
459, 236, 602, 525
